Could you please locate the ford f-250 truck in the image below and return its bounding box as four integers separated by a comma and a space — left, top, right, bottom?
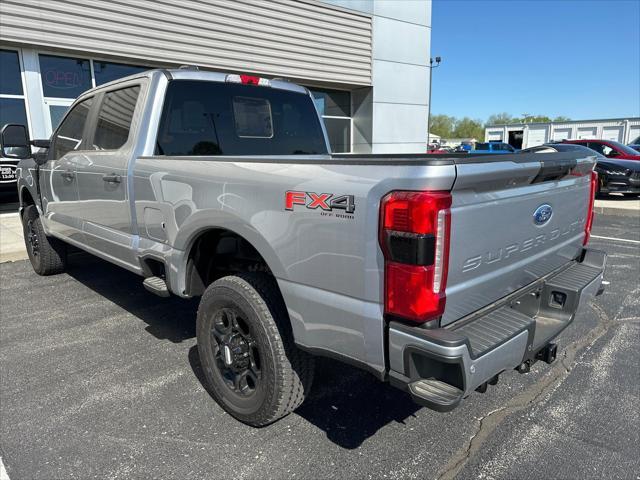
4, 68, 605, 426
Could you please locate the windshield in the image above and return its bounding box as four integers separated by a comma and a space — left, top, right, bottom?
607, 141, 640, 155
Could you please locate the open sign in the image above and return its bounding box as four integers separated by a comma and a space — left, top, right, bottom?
44, 69, 85, 90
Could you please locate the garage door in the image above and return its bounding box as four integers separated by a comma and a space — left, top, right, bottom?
527, 127, 547, 147
551, 128, 571, 142
602, 126, 623, 142
577, 127, 596, 139
486, 130, 503, 141
629, 125, 640, 144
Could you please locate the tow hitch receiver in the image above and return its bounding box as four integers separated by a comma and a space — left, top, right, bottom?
536, 343, 558, 364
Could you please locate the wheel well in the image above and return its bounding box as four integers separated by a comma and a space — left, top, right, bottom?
20, 188, 35, 216
185, 228, 272, 296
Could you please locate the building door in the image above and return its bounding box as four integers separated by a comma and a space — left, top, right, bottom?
75, 83, 141, 267
602, 126, 623, 142
577, 127, 596, 139
552, 128, 571, 142
527, 127, 548, 147
507, 130, 523, 149
40, 96, 95, 241
486, 130, 503, 142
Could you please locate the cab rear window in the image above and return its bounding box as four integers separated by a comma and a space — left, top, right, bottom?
155, 80, 327, 156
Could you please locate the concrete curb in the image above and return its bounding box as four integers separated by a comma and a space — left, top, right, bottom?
593, 205, 639, 218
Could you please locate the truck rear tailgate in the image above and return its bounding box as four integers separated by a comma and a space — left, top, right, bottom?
442, 152, 596, 325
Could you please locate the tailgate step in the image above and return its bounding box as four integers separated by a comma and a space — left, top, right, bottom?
408, 379, 463, 412
143, 276, 170, 297
451, 306, 534, 358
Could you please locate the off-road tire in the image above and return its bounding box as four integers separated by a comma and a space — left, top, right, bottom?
22, 205, 67, 275
196, 273, 314, 426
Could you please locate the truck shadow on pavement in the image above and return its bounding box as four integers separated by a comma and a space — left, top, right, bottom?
67, 252, 422, 449
66, 252, 198, 343
189, 345, 422, 449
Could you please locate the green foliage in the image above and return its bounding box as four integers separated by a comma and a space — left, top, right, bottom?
431, 112, 572, 139
453, 117, 485, 140
517, 115, 552, 123
486, 112, 516, 126
429, 114, 456, 138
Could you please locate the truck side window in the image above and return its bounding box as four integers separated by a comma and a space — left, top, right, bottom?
155, 80, 328, 156
51, 97, 93, 159
93, 85, 140, 150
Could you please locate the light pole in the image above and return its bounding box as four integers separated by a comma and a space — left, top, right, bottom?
427, 56, 442, 145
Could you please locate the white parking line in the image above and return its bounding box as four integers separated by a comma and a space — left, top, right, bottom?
591, 235, 640, 245
0, 457, 9, 480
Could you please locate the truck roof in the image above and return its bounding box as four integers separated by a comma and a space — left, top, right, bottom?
80, 67, 310, 97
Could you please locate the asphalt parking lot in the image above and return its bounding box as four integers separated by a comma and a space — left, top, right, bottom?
1, 214, 638, 479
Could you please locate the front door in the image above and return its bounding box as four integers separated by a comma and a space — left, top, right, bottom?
40, 96, 95, 242
75, 83, 142, 267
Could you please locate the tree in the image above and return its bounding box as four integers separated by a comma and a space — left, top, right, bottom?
429, 114, 456, 138
553, 116, 571, 122
453, 117, 484, 140
486, 112, 516, 126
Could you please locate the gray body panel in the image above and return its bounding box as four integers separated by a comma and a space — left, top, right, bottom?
16, 69, 597, 375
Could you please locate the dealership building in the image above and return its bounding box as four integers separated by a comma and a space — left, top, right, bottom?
485, 117, 640, 150
0, 0, 432, 154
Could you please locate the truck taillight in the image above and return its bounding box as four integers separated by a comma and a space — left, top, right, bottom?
584, 171, 597, 246
225, 74, 271, 87
379, 191, 452, 324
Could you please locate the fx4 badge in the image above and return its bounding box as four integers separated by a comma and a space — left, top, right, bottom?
285, 191, 356, 214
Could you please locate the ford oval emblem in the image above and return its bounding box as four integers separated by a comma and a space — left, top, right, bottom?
533, 204, 553, 226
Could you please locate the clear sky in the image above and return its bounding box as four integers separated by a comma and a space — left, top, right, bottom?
430, 0, 640, 122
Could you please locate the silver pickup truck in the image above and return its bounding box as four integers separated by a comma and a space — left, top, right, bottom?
4, 68, 605, 426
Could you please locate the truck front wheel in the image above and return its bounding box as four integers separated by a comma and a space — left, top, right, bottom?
22, 205, 67, 275
196, 273, 314, 426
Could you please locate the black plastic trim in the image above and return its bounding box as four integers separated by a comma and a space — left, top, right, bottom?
295, 343, 386, 381
385, 231, 435, 265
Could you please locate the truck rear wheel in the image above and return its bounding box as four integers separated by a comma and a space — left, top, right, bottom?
22, 205, 67, 276
196, 273, 314, 426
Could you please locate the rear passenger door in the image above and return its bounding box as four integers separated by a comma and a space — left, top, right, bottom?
75, 83, 142, 265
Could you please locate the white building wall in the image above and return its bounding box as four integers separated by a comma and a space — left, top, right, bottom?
485, 118, 640, 148
323, 0, 431, 153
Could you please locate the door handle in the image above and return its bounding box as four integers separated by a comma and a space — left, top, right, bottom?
61, 170, 75, 181
102, 174, 122, 184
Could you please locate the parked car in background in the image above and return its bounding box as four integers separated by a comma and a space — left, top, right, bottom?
628, 135, 640, 145
0, 126, 30, 195
470, 141, 517, 154
628, 144, 640, 153
563, 139, 640, 160
522, 143, 640, 197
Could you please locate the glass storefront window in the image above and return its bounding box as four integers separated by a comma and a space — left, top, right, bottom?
311, 88, 350, 117
39, 54, 92, 98
49, 105, 70, 131
94, 61, 148, 86
310, 88, 352, 152
0, 98, 28, 129
324, 117, 351, 154
0, 50, 23, 95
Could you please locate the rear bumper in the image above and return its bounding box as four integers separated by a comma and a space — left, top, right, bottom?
388, 248, 606, 412
601, 176, 640, 194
